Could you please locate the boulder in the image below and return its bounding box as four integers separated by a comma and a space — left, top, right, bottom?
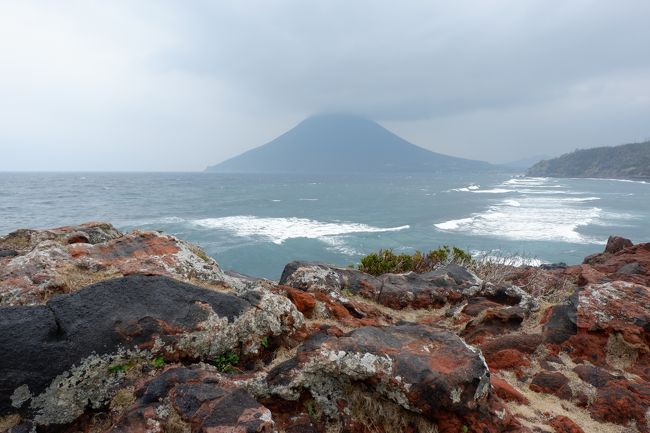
590, 379, 650, 430
260, 324, 490, 419
279, 261, 538, 312
604, 235, 633, 254
549, 416, 585, 433
0, 222, 122, 254
579, 240, 650, 286
0, 275, 302, 425
107, 366, 274, 433
529, 371, 572, 400
0, 224, 257, 306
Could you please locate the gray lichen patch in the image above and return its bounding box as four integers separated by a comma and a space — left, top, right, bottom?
176, 290, 304, 359
30, 351, 138, 425
10, 384, 32, 409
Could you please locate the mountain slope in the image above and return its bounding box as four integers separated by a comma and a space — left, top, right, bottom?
206, 114, 494, 173
526, 141, 650, 180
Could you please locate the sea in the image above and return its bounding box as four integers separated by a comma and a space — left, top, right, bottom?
1, 172, 649, 280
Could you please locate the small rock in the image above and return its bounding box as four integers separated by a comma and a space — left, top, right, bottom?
604, 236, 633, 254
529, 371, 572, 400
549, 415, 585, 433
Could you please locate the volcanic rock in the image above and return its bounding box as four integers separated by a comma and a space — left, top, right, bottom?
261, 324, 490, 418
107, 366, 274, 433
280, 261, 538, 313
0, 275, 302, 425
0, 222, 257, 306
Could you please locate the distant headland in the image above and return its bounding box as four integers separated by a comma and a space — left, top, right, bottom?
527, 140, 650, 180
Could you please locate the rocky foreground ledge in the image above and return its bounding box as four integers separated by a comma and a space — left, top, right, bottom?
0, 223, 648, 433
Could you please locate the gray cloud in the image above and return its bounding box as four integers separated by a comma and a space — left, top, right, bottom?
1, 0, 649, 170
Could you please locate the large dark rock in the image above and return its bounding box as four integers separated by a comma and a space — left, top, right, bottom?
264, 324, 491, 418
0, 274, 301, 424
280, 261, 539, 318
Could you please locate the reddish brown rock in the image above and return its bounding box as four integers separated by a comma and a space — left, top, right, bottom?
580, 240, 650, 286
461, 306, 526, 343
484, 349, 531, 371
576, 281, 649, 348
491, 376, 529, 404
282, 286, 317, 317
0, 223, 246, 306
590, 379, 650, 431
264, 324, 490, 418
549, 416, 585, 433
108, 366, 274, 433
573, 364, 619, 388
480, 334, 541, 371
482, 333, 543, 355
529, 371, 572, 400
605, 236, 634, 254
462, 297, 502, 316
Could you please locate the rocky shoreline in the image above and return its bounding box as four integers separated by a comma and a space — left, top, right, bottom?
1, 223, 648, 433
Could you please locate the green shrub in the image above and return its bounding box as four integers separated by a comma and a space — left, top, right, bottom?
358, 245, 472, 276
151, 355, 165, 368
210, 351, 240, 372
108, 361, 134, 374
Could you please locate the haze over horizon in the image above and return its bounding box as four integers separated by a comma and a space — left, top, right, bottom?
2, 1, 650, 171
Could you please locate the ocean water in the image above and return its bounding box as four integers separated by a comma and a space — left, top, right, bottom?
1, 172, 649, 279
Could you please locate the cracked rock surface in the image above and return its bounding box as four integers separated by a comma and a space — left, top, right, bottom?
0, 275, 302, 425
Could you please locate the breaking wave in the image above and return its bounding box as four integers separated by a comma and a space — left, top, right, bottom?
191, 216, 410, 245
436, 177, 610, 244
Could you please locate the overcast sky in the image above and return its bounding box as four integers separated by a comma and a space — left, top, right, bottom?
1, 1, 649, 171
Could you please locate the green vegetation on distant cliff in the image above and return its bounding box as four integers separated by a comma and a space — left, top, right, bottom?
526, 141, 650, 180
358, 246, 472, 276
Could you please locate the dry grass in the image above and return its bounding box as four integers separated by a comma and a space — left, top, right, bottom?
347, 387, 438, 433
109, 387, 136, 416
498, 356, 631, 433
0, 229, 33, 251
187, 277, 236, 293
0, 414, 21, 432
58, 263, 122, 293
164, 406, 192, 433
468, 253, 577, 303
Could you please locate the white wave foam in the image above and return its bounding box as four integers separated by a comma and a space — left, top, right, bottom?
298, 198, 319, 201
450, 184, 480, 192
503, 177, 549, 186
470, 188, 511, 194
191, 216, 410, 245
501, 200, 521, 207
435, 195, 606, 244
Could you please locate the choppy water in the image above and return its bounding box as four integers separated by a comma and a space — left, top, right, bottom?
1, 172, 649, 279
